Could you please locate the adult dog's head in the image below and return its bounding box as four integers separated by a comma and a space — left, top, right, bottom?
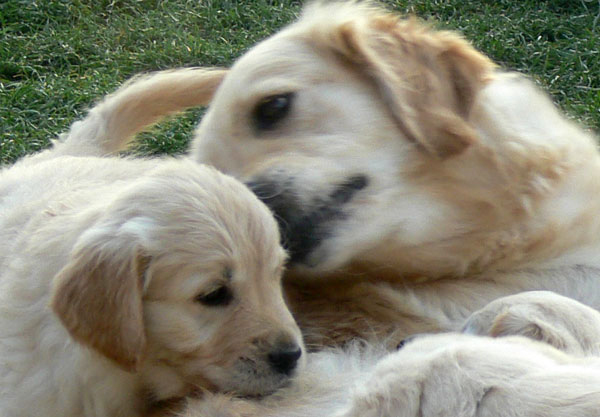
51, 161, 304, 399
192, 2, 594, 278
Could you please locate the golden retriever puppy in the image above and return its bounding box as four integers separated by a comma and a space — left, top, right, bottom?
464, 290, 600, 356
0, 74, 303, 417
184, 1, 600, 345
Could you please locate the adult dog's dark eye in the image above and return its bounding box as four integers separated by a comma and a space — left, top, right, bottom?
253, 93, 294, 131
195, 286, 233, 307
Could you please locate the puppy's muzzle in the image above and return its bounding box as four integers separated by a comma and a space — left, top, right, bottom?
267, 343, 302, 376
247, 174, 369, 267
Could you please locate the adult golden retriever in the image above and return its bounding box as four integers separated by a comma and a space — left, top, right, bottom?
188, 1, 600, 347
0, 69, 303, 417
70, 0, 600, 348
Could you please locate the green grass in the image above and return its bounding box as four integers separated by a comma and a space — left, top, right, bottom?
2, 0, 600, 165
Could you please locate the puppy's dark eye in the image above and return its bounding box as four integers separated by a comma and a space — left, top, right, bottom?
195, 286, 233, 307
253, 93, 294, 131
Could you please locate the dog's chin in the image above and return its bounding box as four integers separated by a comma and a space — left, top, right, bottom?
216, 372, 294, 398
287, 227, 387, 275
292, 247, 330, 270
227, 379, 292, 399
205, 359, 299, 398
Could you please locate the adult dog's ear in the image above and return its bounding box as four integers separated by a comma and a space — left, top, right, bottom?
51, 224, 151, 372
324, 10, 495, 158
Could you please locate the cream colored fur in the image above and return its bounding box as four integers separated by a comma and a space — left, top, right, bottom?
31, 2, 600, 415
0, 73, 303, 416
59, 2, 600, 348
177, 292, 600, 417
464, 290, 600, 356
188, 1, 600, 347
337, 333, 600, 417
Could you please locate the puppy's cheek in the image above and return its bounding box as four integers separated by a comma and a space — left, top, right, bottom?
144, 302, 220, 353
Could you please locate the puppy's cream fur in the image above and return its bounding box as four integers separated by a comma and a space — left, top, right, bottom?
337, 333, 600, 417
0, 71, 303, 417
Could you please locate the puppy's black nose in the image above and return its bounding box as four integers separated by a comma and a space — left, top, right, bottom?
268, 346, 302, 375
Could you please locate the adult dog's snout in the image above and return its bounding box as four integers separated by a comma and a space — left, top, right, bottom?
246, 174, 369, 267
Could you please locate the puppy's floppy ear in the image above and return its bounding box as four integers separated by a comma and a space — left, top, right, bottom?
51, 223, 152, 372
328, 12, 495, 158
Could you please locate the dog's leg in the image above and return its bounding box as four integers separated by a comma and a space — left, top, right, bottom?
53, 67, 226, 157
463, 291, 600, 356
286, 264, 600, 349
335, 334, 600, 417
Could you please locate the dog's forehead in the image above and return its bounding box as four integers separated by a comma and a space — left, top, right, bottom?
164, 223, 285, 276
222, 34, 335, 95
147, 244, 286, 297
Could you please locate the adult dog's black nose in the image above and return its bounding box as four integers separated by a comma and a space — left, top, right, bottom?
247, 174, 369, 267
267, 346, 302, 375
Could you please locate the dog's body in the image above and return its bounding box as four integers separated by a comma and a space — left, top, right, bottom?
188, 1, 600, 346
337, 332, 600, 417
464, 290, 600, 356
0, 71, 303, 416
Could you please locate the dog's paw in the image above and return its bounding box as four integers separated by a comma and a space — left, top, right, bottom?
336, 332, 600, 417
335, 334, 503, 417
463, 291, 600, 355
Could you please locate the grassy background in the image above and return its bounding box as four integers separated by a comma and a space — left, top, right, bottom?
2, 0, 599, 165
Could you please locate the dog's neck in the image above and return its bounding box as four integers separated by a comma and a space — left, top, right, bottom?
346, 75, 600, 281
461, 74, 600, 275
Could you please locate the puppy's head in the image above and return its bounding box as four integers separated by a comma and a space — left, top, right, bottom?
192, 2, 496, 274
51, 160, 304, 398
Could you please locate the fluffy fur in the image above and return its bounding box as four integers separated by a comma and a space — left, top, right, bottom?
63, 2, 600, 349
34, 2, 600, 415
337, 333, 600, 417
464, 290, 600, 356
176, 292, 600, 417
189, 1, 600, 347
0, 70, 303, 417
178, 341, 388, 417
